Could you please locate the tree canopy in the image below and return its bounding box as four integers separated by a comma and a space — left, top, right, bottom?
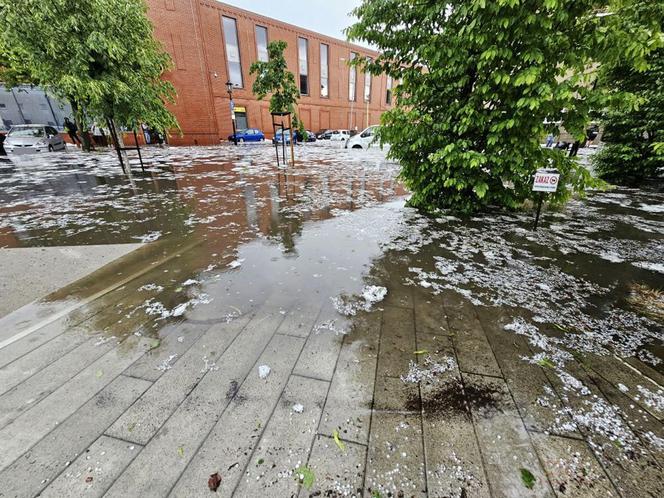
592, 2, 664, 184
250, 41, 300, 115
347, 0, 663, 213
0, 0, 178, 135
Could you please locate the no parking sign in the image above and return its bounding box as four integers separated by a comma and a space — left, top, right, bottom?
533, 170, 560, 192
532, 168, 560, 230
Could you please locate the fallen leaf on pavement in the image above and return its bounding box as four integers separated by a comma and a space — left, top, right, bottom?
208, 472, 222, 491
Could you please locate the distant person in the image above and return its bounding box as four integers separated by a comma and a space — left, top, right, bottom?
569, 140, 581, 157
545, 133, 555, 148
64, 118, 82, 147
142, 123, 151, 145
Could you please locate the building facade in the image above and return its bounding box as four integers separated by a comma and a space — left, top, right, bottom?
147, 0, 393, 145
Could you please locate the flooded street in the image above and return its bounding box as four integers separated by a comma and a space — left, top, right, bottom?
0, 144, 662, 497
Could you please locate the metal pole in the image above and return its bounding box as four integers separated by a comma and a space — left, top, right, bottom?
133, 128, 145, 173
228, 88, 237, 146
288, 114, 295, 166
533, 193, 544, 230
272, 118, 280, 166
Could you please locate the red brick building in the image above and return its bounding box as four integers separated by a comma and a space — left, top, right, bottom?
146, 0, 393, 145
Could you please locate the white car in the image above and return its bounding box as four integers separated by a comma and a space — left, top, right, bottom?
4, 125, 66, 155
345, 125, 381, 149
329, 129, 351, 141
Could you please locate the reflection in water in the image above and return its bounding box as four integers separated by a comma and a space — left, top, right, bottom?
1, 145, 663, 497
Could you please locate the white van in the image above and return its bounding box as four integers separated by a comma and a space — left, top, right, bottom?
329, 130, 351, 142
345, 125, 380, 149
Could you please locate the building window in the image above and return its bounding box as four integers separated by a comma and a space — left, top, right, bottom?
349, 52, 357, 102
386, 76, 393, 105
222, 17, 243, 88
255, 25, 268, 62
298, 38, 309, 95
364, 58, 372, 102
320, 43, 329, 98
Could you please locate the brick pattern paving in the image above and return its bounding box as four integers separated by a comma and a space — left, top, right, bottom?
0, 255, 662, 497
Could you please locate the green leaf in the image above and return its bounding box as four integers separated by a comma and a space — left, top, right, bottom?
520, 468, 536, 489
333, 429, 346, 452
413, 350, 429, 355
536, 357, 556, 369
294, 465, 315, 489
177, 446, 185, 458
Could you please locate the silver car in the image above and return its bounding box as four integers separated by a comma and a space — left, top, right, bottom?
4, 125, 66, 155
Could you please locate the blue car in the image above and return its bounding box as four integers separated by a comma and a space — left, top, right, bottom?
228, 128, 265, 143
272, 129, 298, 145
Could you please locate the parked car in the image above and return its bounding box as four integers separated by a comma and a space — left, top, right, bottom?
316, 129, 332, 140
272, 129, 298, 145
4, 125, 66, 155
345, 125, 380, 149
329, 130, 351, 142
304, 130, 317, 143
228, 128, 265, 143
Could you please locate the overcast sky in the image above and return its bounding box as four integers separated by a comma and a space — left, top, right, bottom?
220, 0, 365, 45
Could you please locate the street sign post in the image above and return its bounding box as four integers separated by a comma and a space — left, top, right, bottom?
532, 169, 560, 230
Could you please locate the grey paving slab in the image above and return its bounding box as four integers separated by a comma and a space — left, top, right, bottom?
0, 312, 88, 369
0, 336, 151, 472
416, 366, 490, 497
376, 305, 417, 379
319, 311, 381, 445
0, 243, 142, 319
40, 435, 144, 498
292, 303, 346, 381
0, 335, 115, 428
463, 372, 555, 498
0, 375, 151, 498
275, 297, 323, 338
530, 432, 618, 497
583, 352, 664, 421
103, 306, 292, 498
233, 375, 328, 497
624, 356, 664, 387
476, 306, 581, 436
442, 290, 502, 378
122, 321, 213, 382
106, 315, 251, 445
0, 329, 93, 397
165, 334, 306, 498
542, 360, 664, 497
579, 365, 664, 466
365, 376, 427, 497
301, 434, 366, 498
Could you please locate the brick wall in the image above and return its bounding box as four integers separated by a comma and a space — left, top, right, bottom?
146, 0, 393, 145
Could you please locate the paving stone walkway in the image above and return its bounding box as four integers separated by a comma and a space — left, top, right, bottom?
0, 241, 661, 498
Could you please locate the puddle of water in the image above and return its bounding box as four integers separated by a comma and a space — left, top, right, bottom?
1, 144, 662, 495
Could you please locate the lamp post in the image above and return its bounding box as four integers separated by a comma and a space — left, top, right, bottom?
226, 80, 237, 146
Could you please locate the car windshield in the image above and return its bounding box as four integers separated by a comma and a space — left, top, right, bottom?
236, 129, 247, 134
9, 127, 44, 138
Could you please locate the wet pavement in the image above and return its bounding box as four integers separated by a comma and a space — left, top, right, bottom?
0, 143, 662, 497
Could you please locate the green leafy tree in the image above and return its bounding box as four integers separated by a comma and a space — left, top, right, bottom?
250, 41, 300, 115
0, 0, 178, 150
347, 0, 662, 213
593, 50, 664, 184
592, 3, 664, 184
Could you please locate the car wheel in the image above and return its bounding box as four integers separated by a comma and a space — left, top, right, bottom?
239, 138, 245, 143
352, 145, 363, 149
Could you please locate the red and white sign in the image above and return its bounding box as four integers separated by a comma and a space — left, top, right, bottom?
533, 170, 560, 192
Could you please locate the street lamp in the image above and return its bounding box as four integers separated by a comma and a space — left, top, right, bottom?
226, 80, 237, 146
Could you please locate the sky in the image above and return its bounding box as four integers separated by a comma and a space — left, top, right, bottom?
219, 0, 365, 45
